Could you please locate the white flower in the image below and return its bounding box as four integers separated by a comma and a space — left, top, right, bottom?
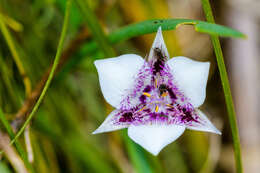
93, 27, 221, 156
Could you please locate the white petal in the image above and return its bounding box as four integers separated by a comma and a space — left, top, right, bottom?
94, 54, 144, 109
92, 109, 129, 134
186, 109, 221, 135
148, 26, 169, 61
128, 124, 185, 155
167, 56, 210, 107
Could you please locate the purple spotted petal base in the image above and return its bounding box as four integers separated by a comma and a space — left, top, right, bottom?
110, 49, 206, 129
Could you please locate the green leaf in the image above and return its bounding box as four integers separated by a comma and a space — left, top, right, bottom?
59, 18, 246, 79
109, 19, 246, 44
195, 21, 246, 38
82, 18, 245, 56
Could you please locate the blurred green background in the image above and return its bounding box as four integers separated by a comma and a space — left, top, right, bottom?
0, 0, 258, 172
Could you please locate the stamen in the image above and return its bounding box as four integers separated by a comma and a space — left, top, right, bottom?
137, 106, 146, 113
155, 105, 159, 112
166, 104, 174, 108
143, 92, 151, 97
154, 79, 157, 88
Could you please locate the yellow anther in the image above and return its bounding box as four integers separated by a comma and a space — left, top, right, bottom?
166, 104, 174, 108
161, 92, 168, 97
143, 92, 151, 97
155, 105, 159, 112
154, 79, 157, 88
137, 106, 146, 112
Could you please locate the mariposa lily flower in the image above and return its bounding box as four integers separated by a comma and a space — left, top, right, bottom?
93, 27, 221, 155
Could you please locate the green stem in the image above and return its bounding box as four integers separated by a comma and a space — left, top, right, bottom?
201, 0, 243, 172
0, 53, 20, 108
75, 0, 115, 57
0, 108, 34, 172
10, 0, 72, 144
0, 13, 31, 97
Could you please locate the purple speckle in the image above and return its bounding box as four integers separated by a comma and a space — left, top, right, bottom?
116, 58, 201, 127
143, 85, 151, 92
150, 113, 157, 120
143, 108, 151, 113
159, 114, 168, 121
167, 87, 177, 100
119, 112, 133, 122
152, 47, 167, 75
139, 95, 146, 103
179, 106, 199, 123
153, 59, 165, 74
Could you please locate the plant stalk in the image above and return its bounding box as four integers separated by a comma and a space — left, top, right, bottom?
9, 0, 73, 144
201, 0, 243, 172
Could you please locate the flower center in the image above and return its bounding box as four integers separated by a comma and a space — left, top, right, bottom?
139, 81, 176, 114
117, 63, 198, 125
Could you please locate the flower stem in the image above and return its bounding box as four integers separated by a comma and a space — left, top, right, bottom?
9, 0, 72, 144
201, 0, 243, 172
